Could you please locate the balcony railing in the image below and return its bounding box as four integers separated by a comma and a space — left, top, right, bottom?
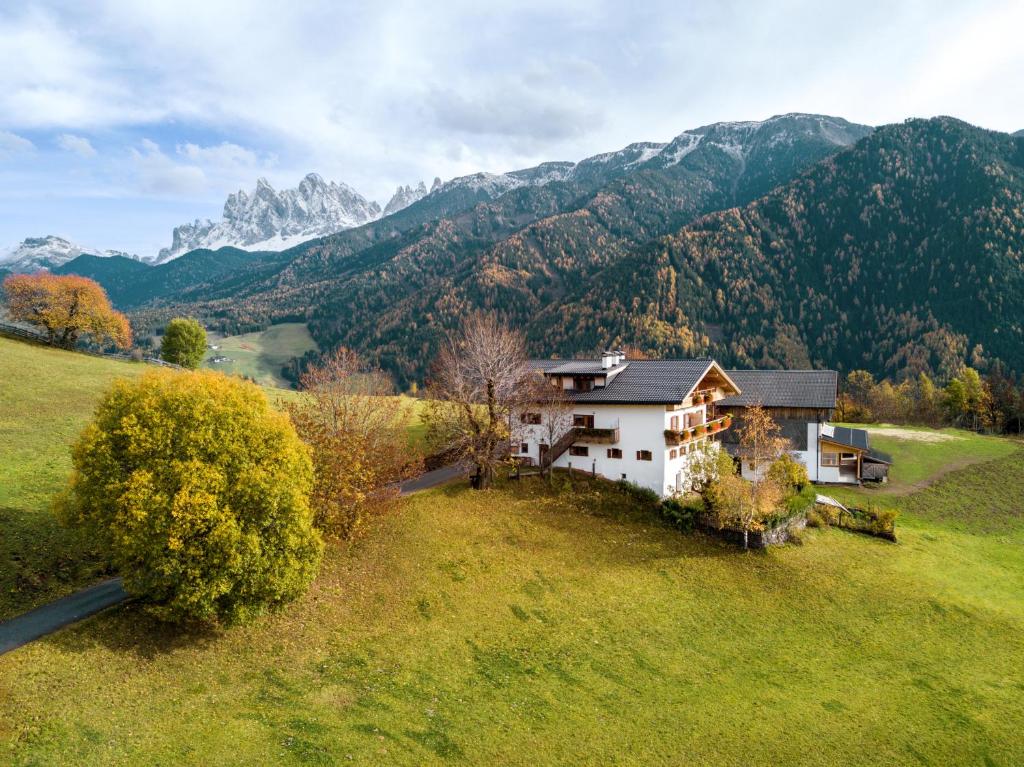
573, 420, 620, 444
664, 415, 732, 446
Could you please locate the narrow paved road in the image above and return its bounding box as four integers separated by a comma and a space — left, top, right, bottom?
399, 462, 468, 495
0, 578, 128, 656
0, 465, 466, 656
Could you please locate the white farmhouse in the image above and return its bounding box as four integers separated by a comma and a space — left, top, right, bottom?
514, 351, 741, 497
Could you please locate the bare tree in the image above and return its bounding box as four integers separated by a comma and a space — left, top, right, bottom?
422, 314, 532, 489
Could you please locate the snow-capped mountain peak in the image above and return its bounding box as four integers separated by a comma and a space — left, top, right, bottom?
0, 235, 139, 273
155, 173, 384, 263
383, 181, 429, 216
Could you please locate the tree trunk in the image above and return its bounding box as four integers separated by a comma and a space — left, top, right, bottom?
743, 528, 749, 550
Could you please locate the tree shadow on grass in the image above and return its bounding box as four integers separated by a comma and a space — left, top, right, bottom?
41, 600, 223, 660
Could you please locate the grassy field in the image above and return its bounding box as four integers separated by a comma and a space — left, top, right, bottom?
0, 337, 148, 619
0, 337, 425, 619
837, 422, 1017, 491
203, 322, 319, 389
3, 338, 1023, 764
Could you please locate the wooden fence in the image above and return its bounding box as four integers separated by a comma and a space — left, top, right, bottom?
0, 320, 184, 370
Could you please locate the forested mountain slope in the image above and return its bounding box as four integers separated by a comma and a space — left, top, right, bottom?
548, 118, 1024, 379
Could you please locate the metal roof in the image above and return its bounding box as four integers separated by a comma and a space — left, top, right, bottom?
821, 425, 870, 451
719, 369, 838, 409
527, 358, 723, 404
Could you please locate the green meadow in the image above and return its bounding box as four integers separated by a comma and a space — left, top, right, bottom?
202, 322, 319, 389
2, 336, 1023, 765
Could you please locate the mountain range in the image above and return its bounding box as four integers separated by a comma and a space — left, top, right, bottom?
37, 113, 1024, 387
2, 173, 440, 272
0, 236, 140, 274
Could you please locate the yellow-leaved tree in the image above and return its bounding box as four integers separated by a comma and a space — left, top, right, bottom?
56, 370, 322, 625
3, 272, 132, 349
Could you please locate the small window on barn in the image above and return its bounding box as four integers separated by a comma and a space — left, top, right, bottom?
636, 450, 653, 461
821, 452, 839, 467
607, 448, 622, 459
569, 446, 589, 457
520, 443, 529, 454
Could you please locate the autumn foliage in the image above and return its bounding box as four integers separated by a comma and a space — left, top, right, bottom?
3, 272, 131, 350
287, 347, 417, 538
56, 370, 322, 625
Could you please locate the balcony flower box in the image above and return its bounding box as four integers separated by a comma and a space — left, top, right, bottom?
702, 392, 713, 404
710, 421, 720, 432
695, 424, 707, 437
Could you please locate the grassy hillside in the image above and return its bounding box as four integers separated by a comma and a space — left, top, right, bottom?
202, 322, 318, 389
2, 336, 1023, 764
0, 336, 424, 619
0, 337, 147, 619
2, 461, 1024, 765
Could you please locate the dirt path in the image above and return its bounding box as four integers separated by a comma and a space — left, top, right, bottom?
877, 452, 1012, 496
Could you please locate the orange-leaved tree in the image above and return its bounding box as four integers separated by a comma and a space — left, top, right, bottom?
2, 272, 131, 350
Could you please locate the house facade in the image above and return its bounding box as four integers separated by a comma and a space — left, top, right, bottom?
514, 352, 741, 497
717, 369, 891, 484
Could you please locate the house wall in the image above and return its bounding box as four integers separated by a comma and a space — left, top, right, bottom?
735, 421, 861, 484
516, 401, 716, 497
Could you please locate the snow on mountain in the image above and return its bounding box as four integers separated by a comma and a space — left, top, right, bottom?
383, 181, 429, 216
0, 236, 139, 273
155, 173, 383, 263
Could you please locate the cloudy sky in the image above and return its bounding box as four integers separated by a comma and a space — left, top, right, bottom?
2, 0, 1023, 257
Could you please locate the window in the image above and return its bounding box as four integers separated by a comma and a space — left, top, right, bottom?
669, 449, 678, 459
569, 445, 589, 457
520, 412, 541, 425
607, 448, 622, 459
573, 377, 594, 392
840, 452, 858, 465
821, 452, 839, 467
669, 415, 680, 430
520, 443, 529, 454
573, 414, 595, 428
636, 450, 653, 461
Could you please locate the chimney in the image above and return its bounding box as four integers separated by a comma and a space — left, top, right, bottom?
601, 349, 625, 369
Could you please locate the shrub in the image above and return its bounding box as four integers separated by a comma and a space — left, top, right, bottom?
56, 370, 323, 625
616, 479, 661, 509
661, 496, 702, 532
160, 317, 207, 368
768, 453, 810, 492
809, 501, 898, 541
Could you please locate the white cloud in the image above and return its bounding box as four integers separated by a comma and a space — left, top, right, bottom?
130, 138, 207, 196
127, 138, 277, 198
56, 133, 97, 157
0, 130, 34, 157
1, 0, 1023, 250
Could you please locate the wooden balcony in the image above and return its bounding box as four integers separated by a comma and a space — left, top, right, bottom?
664, 415, 732, 446
574, 424, 620, 444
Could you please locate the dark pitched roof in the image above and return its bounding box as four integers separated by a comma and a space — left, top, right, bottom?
544, 360, 626, 376
866, 447, 892, 464
822, 425, 870, 451
527, 358, 718, 404
719, 369, 838, 409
